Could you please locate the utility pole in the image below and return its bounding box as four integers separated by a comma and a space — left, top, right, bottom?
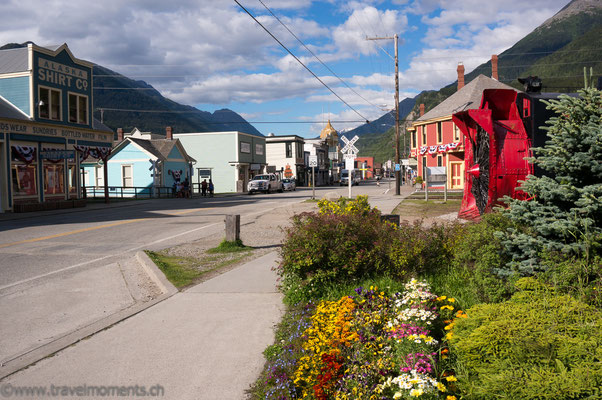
367, 34, 400, 195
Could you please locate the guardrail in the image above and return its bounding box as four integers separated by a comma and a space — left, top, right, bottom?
83, 186, 175, 199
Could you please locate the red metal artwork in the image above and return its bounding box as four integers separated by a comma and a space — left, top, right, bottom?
452, 89, 533, 220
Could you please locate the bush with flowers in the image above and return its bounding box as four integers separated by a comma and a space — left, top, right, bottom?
251, 279, 464, 399
278, 197, 463, 305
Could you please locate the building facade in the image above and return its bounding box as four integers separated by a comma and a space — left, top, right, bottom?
303, 137, 330, 186
174, 131, 266, 193
355, 156, 375, 179
82, 127, 195, 196
265, 134, 306, 186
408, 58, 516, 190
0, 43, 113, 212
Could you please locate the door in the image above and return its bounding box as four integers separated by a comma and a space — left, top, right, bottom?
450, 162, 464, 189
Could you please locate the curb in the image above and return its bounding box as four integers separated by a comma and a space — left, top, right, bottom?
0, 255, 178, 380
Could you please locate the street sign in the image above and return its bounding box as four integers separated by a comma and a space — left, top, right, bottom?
345, 158, 355, 171
341, 135, 359, 154
308, 155, 318, 167
395, 164, 401, 171
343, 153, 356, 160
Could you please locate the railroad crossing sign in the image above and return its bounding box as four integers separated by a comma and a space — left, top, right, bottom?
341, 135, 359, 155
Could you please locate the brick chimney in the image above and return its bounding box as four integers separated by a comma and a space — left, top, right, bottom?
491, 54, 498, 80
419, 103, 425, 117
117, 128, 123, 141
166, 126, 173, 140
457, 62, 465, 91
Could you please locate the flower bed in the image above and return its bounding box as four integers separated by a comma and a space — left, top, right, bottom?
254, 279, 462, 399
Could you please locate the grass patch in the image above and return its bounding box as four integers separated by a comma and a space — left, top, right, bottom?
207, 239, 252, 253
145, 251, 203, 288
393, 198, 461, 218
146, 248, 254, 289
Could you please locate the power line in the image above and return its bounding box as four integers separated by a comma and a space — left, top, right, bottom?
233, 0, 369, 124
256, 0, 380, 110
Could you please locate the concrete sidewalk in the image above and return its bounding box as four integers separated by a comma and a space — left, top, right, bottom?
2, 252, 283, 400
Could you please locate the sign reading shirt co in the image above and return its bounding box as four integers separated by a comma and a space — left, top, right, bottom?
38, 58, 89, 91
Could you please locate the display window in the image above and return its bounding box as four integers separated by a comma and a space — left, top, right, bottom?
12, 164, 38, 197
11, 145, 38, 197
44, 163, 65, 195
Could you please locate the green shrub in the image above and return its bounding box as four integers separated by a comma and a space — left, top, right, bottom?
449, 279, 602, 399
426, 213, 516, 309
278, 205, 463, 304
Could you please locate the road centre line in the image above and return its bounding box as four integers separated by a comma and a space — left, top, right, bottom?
0, 207, 214, 249
0, 221, 221, 292
0, 200, 286, 292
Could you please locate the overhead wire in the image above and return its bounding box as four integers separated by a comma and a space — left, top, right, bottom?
233, 0, 370, 124
256, 0, 381, 110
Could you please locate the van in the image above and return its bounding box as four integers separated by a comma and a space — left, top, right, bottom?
340, 170, 360, 186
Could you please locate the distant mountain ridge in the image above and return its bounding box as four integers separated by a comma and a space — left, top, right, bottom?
353, 0, 601, 163
0, 42, 264, 137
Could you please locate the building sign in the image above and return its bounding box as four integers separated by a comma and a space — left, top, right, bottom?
255, 143, 264, 156
40, 150, 75, 160
0, 121, 112, 143
38, 57, 89, 91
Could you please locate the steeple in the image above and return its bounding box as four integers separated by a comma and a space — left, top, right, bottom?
320, 120, 338, 147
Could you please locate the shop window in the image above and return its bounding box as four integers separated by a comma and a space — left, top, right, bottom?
11, 146, 38, 197
437, 121, 443, 143
44, 163, 65, 195
122, 165, 133, 187
69, 93, 88, 124
286, 142, 292, 158
39, 86, 62, 121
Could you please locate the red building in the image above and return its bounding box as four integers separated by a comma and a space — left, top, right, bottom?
408, 56, 516, 189
354, 156, 374, 179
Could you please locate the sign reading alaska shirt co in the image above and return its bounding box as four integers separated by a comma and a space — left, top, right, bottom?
37, 58, 89, 91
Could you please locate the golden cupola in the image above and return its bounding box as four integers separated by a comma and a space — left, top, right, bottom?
320, 120, 338, 147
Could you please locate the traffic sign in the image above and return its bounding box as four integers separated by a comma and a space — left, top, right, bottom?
341, 135, 359, 154
308, 155, 318, 167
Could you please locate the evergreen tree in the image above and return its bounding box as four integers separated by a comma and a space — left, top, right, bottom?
500, 88, 602, 275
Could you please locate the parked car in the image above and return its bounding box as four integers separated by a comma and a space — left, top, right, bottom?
340, 169, 360, 186
248, 173, 283, 194
282, 178, 296, 191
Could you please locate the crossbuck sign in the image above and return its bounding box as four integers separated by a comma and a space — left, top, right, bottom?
341, 135, 359, 155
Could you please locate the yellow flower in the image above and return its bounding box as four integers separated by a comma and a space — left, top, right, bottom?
448, 298, 455, 303
446, 376, 458, 382
446, 396, 457, 400
441, 305, 454, 311
436, 295, 447, 301
437, 382, 447, 392
410, 389, 423, 397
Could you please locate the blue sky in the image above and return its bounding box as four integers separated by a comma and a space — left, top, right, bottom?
1, 0, 570, 137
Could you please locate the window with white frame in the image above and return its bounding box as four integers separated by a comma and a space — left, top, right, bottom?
453, 124, 461, 141
421, 126, 426, 145
95, 165, 104, 187
437, 121, 443, 143
286, 142, 292, 158
39, 86, 61, 121
68, 93, 88, 124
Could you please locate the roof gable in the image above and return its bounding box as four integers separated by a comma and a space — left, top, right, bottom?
416, 75, 519, 122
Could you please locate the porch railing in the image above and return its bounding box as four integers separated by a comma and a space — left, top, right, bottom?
83, 186, 175, 199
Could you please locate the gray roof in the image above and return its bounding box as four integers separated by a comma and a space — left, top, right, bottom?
93, 118, 114, 133
0, 95, 31, 120
417, 74, 518, 122
0, 47, 28, 74
127, 137, 195, 162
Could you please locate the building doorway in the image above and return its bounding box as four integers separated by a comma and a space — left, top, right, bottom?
450, 161, 464, 189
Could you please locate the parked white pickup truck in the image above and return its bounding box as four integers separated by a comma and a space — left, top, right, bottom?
248, 173, 283, 194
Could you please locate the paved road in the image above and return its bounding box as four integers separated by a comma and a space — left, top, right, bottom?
0, 180, 407, 379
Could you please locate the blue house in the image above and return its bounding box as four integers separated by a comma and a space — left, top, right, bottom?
82, 127, 195, 197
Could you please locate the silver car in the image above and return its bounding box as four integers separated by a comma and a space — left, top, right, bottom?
282, 178, 296, 191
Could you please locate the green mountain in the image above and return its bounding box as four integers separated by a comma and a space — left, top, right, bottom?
356, 0, 602, 162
